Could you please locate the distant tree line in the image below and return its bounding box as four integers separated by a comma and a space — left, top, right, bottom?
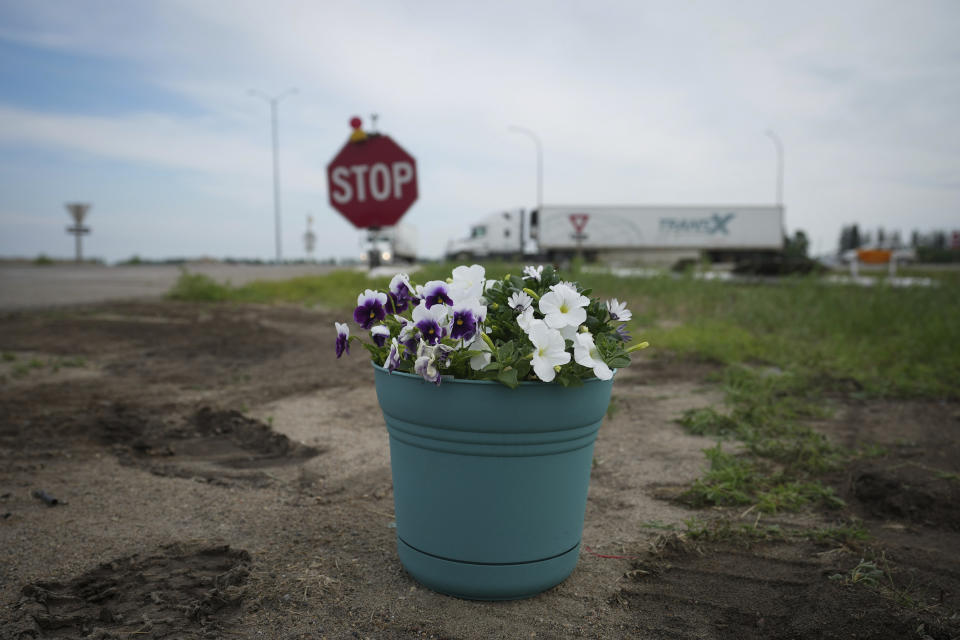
838, 224, 960, 262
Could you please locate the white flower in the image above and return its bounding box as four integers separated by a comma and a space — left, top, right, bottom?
516, 306, 537, 332
558, 323, 580, 342
523, 265, 543, 281
606, 298, 632, 322
527, 322, 570, 382
508, 291, 532, 311
467, 336, 492, 370
553, 281, 577, 291
573, 332, 613, 380
538, 283, 589, 329
450, 264, 485, 303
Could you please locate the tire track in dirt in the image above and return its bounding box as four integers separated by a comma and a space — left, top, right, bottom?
5, 544, 250, 639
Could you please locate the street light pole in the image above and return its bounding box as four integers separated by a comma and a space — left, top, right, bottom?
249, 88, 297, 263
508, 125, 543, 213
765, 129, 784, 207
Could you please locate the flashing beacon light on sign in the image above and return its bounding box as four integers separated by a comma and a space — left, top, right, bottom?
349, 116, 367, 143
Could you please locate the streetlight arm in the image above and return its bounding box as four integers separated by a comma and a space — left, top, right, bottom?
247, 87, 298, 104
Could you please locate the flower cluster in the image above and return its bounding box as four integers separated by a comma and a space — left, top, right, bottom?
335, 264, 648, 387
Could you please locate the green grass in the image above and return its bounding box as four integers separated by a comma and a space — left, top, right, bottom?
166, 263, 523, 308
167, 262, 959, 398
573, 270, 960, 399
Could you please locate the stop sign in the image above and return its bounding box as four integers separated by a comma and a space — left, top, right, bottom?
326, 133, 418, 228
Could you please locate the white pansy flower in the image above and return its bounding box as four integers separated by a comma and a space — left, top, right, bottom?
508, 291, 532, 311
398, 321, 416, 344
573, 332, 613, 380
414, 340, 453, 384
412, 299, 449, 325
606, 298, 633, 322
527, 322, 571, 382
467, 336, 492, 370
523, 265, 543, 281
450, 264, 486, 303
389, 273, 413, 296
539, 283, 589, 329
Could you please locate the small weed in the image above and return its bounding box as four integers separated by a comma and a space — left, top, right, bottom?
804, 520, 870, 547
167, 270, 232, 302
828, 551, 934, 610
856, 443, 889, 458
2, 352, 16, 362
681, 516, 785, 544
11, 358, 45, 379
831, 559, 885, 587
677, 407, 738, 437
681, 442, 844, 514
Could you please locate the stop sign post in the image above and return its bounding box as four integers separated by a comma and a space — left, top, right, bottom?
327, 121, 418, 230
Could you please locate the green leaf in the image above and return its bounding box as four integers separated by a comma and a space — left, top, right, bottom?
606, 356, 631, 369
497, 368, 520, 388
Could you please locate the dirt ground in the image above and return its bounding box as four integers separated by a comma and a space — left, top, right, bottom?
1, 301, 959, 639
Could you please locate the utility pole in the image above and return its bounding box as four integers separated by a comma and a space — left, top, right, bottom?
249, 88, 298, 263
765, 129, 784, 207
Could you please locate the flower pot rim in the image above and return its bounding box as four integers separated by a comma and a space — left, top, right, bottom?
371, 361, 615, 387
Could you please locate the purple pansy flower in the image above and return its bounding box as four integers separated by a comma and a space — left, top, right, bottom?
386, 338, 402, 372
414, 341, 453, 385
412, 300, 447, 345
388, 273, 414, 313
371, 324, 390, 347
354, 289, 388, 330
421, 280, 453, 309
334, 322, 350, 358
398, 320, 418, 354
449, 304, 480, 341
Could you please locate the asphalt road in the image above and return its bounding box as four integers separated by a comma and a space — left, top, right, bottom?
0, 263, 343, 310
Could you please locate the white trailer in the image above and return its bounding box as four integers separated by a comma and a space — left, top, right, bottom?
446, 205, 784, 266
532, 205, 784, 265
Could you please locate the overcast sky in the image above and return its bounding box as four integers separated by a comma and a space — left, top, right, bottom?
0, 0, 957, 262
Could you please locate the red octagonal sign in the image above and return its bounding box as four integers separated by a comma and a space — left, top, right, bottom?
327, 133, 418, 229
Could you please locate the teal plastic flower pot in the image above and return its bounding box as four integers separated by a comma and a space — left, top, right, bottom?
373, 363, 613, 600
